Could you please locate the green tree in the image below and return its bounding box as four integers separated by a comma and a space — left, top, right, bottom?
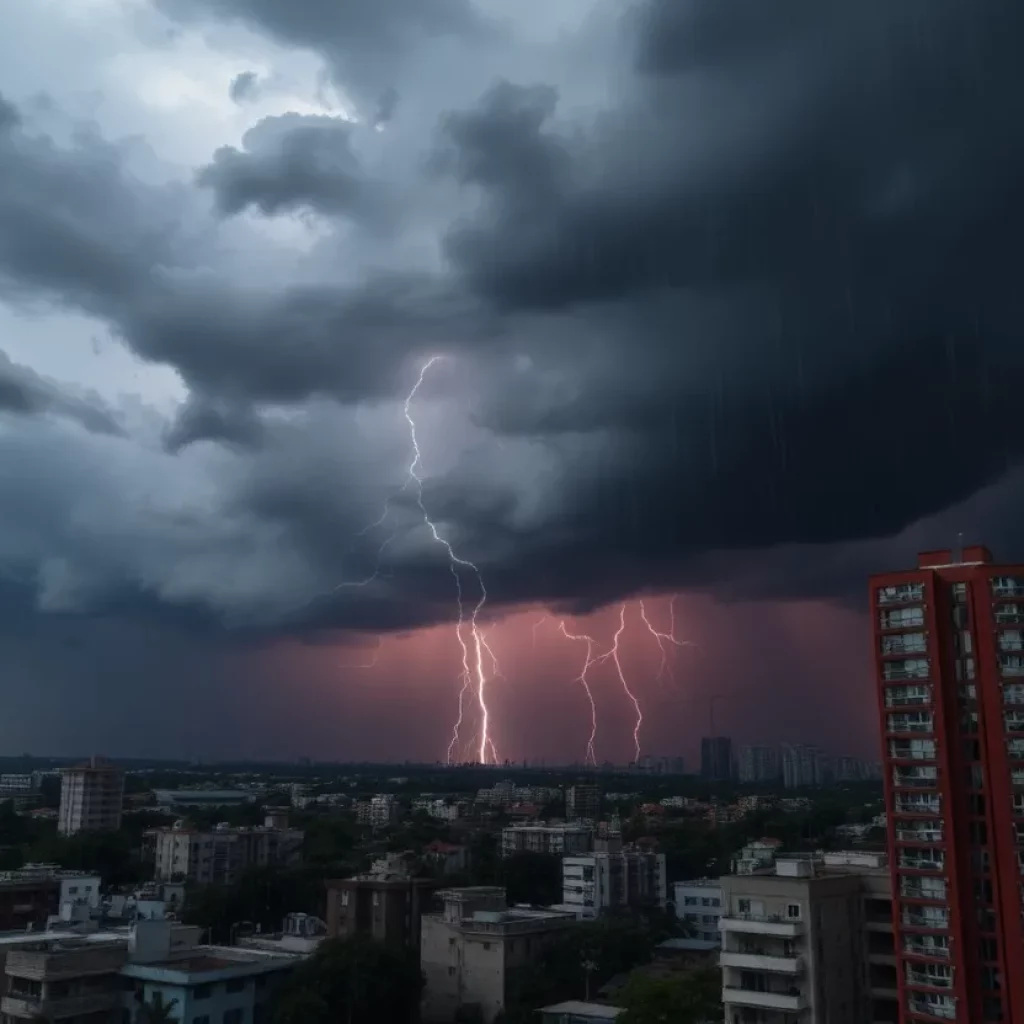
616, 969, 722, 1024
270, 937, 423, 1024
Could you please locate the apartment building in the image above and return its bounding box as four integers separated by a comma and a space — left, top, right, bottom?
779, 744, 828, 789
148, 817, 304, 885
57, 759, 123, 836
420, 887, 576, 1023
673, 879, 722, 944
871, 546, 1024, 1023
560, 850, 666, 920
718, 851, 898, 1024
737, 747, 779, 785
566, 785, 601, 822
0, 866, 101, 933
325, 856, 439, 949
0, 918, 306, 1024
501, 824, 592, 858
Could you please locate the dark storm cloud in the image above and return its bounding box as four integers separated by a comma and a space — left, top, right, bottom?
153, 0, 492, 100
3, 1, 1024, 639
197, 113, 388, 225
0, 351, 123, 436
229, 70, 260, 103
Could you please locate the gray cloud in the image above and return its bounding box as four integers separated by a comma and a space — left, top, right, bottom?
0, 1, 1023, 645
196, 113, 388, 225
229, 70, 260, 103
153, 0, 493, 103
0, 350, 123, 435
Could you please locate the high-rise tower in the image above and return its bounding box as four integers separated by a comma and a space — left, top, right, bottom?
872, 545, 1024, 1023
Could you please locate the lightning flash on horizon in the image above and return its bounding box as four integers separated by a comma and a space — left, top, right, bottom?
608, 604, 644, 762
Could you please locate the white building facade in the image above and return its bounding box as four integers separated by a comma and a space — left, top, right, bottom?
672, 879, 722, 944
501, 824, 592, 858
561, 851, 667, 920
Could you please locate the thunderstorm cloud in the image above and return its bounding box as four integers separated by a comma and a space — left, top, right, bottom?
0, 0, 1022, 756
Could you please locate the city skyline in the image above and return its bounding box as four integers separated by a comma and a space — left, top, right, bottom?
2, 1, 1024, 762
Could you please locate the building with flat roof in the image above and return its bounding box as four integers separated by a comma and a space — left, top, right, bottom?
152, 790, 257, 812
539, 1001, 623, 1024
501, 824, 592, 858
0, 866, 101, 934
719, 851, 897, 1024
673, 879, 722, 945
560, 849, 666, 920
57, 759, 123, 836
326, 855, 439, 950
147, 816, 304, 886
566, 785, 600, 822
420, 888, 577, 1024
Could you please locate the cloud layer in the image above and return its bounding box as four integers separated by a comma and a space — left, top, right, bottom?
1, 0, 1023, 649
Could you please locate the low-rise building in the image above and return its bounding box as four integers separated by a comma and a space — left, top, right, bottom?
672, 879, 722, 944
57, 759, 123, 836
539, 1001, 623, 1024
420, 887, 577, 1024
718, 851, 897, 1024
148, 817, 304, 886
560, 850, 666, 920
152, 789, 257, 813
325, 857, 439, 949
501, 824, 592, 858
566, 785, 600, 822
369, 794, 400, 828
0, 866, 102, 933
424, 841, 469, 876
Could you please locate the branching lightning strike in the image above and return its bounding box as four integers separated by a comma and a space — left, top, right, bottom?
639, 596, 691, 685
607, 604, 644, 763
557, 621, 600, 766
402, 358, 497, 766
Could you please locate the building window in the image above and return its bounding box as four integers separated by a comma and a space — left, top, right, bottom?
226, 978, 247, 994
194, 985, 213, 1001
786, 904, 801, 920
372, 893, 380, 907
340, 891, 350, 907
448, 967, 456, 976
482, 942, 491, 951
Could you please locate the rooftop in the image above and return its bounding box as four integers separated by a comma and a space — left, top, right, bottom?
539, 1002, 623, 1020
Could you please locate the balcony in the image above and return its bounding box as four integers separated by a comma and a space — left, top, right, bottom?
723, 986, 808, 1013
889, 742, 936, 762
881, 634, 928, 656
898, 855, 944, 872
883, 662, 930, 682
720, 951, 803, 974
895, 825, 944, 843
902, 910, 949, 930
893, 770, 938, 789
887, 714, 933, 735
720, 914, 804, 938
1, 991, 119, 1020
999, 655, 1024, 678
907, 995, 957, 1020
901, 881, 947, 901
878, 585, 925, 605
904, 942, 950, 961
894, 798, 941, 815
993, 578, 1024, 599
996, 604, 1024, 624
906, 968, 953, 990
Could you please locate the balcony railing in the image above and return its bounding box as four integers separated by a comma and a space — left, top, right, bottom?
895, 827, 944, 843
899, 856, 945, 872
893, 771, 939, 789
901, 883, 947, 901
905, 942, 950, 960
894, 799, 941, 815
902, 911, 949, 929
889, 744, 936, 761
907, 996, 957, 1020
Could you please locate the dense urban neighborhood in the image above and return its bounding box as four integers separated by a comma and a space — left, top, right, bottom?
0, 750, 888, 1024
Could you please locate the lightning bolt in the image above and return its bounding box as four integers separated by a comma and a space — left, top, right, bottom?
639, 596, 691, 685
401, 357, 496, 766
532, 614, 550, 651
558, 622, 600, 766
607, 604, 643, 763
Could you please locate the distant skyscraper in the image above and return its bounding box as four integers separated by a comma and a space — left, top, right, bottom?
780, 743, 826, 789
737, 745, 779, 783
872, 545, 1024, 1022
700, 737, 733, 782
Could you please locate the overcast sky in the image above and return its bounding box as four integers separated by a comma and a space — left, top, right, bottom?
1, 0, 1023, 764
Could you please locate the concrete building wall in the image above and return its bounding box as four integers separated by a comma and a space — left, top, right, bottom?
57, 763, 123, 836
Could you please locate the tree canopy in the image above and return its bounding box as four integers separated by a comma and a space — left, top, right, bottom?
616, 969, 723, 1024
270, 937, 423, 1024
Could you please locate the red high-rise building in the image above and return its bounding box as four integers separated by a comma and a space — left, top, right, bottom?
872, 545, 1024, 1023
